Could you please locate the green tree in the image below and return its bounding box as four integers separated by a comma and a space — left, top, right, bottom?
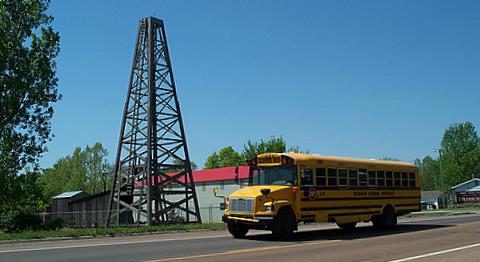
0, 0, 60, 222
415, 156, 440, 191
379, 156, 400, 161
17, 169, 48, 211
204, 146, 243, 169
38, 143, 113, 202
172, 158, 198, 171
440, 122, 480, 189
242, 136, 287, 160
204, 153, 220, 169
204, 137, 309, 169
286, 146, 310, 154
84, 143, 110, 194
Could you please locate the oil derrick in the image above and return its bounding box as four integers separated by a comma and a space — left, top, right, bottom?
106, 17, 201, 226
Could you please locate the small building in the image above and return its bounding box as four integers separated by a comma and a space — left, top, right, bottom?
50, 166, 250, 226
68, 190, 112, 227
451, 178, 480, 204
50, 191, 90, 225
193, 166, 249, 222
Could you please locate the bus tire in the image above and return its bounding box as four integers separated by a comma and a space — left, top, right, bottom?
383, 206, 397, 229
373, 206, 397, 230
227, 223, 249, 238
371, 215, 383, 229
337, 222, 357, 230
271, 208, 296, 240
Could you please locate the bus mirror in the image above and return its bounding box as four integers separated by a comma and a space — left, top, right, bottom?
261, 188, 271, 196
213, 187, 226, 202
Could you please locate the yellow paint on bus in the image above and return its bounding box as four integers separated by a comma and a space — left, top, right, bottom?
223, 152, 420, 239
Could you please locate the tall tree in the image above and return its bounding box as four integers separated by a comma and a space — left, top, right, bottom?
415, 156, 440, 191
242, 136, 287, 160
38, 143, 113, 201
204, 137, 308, 169
379, 156, 401, 161
84, 143, 110, 194
204, 146, 243, 169
172, 158, 198, 171
0, 0, 60, 220
440, 122, 480, 189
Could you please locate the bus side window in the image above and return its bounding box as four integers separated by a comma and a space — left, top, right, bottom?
338, 169, 348, 186
301, 168, 313, 186
349, 169, 358, 187
401, 172, 408, 187
394, 172, 401, 187
409, 173, 416, 188
386, 171, 393, 187
327, 168, 337, 186
316, 168, 326, 186
377, 171, 385, 187
368, 170, 377, 186
359, 169, 367, 187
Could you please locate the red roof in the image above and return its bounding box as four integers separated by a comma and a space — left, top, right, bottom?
135, 166, 250, 187
191, 166, 249, 183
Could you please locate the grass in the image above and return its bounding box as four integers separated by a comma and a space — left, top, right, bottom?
0, 223, 226, 241
403, 206, 480, 218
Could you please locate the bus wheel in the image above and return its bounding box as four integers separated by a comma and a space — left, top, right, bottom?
371, 215, 383, 229
373, 206, 397, 230
227, 223, 249, 238
271, 209, 296, 240
383, 206, 397, 229
337, 222, 357, 230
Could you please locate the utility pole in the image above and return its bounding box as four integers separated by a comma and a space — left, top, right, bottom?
433, 148, 445, 207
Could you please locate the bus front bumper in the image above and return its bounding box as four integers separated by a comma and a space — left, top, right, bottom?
222, 214, 274, 229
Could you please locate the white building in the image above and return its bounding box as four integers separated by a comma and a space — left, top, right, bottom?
192, 166, 249, 222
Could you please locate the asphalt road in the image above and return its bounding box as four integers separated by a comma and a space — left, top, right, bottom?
1, 214, 479, 262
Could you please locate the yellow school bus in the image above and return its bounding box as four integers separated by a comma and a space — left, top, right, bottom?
222, 152, 420, 239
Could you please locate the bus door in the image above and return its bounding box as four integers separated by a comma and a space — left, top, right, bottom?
299, 167, 315, 201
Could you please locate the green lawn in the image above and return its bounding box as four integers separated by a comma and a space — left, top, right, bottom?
0, 223, 226, 241
403, 206, 480, 218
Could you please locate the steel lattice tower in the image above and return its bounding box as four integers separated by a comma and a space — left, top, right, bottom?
106, 17, 201, 226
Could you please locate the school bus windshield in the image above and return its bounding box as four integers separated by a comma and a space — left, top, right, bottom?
251, 166, 297, 186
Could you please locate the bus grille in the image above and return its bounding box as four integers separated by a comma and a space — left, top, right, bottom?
229, 198, 254, 213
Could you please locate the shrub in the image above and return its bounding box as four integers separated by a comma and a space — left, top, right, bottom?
45, 218, 64, 230
7, 212, 43, 232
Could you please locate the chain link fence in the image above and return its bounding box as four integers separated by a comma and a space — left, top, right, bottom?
15, 206, 226, 228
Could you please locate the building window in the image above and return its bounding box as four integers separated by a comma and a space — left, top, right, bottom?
327, 168, 337, 186
316, 168, 326, 186
338, 169, 348, 186
220, 180, 224, 190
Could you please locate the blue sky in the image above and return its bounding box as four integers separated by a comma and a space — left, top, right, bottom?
41, 0, 480, 168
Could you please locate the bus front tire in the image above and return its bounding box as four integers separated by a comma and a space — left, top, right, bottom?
271, 209, 296, 240
227, 223, 249, 238
337, 222, 357, 230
